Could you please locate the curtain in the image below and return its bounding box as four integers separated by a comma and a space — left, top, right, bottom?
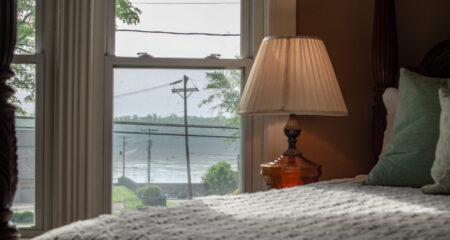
51, 0, 107, 227
0, 0, 20, 239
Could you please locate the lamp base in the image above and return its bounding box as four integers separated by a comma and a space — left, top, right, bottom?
260, 114, 322, 189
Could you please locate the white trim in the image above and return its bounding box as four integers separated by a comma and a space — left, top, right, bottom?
106, 0, 115, 56
103, 58, 114, 213
107, 56, 253, 69
241, 0, 250, 58
35, 0, 44, 53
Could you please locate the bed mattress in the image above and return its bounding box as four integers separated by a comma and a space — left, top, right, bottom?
33, 176, 450, 240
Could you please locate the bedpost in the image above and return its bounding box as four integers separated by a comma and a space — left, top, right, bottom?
0, 0, 20, 239
372, 0, 398, 162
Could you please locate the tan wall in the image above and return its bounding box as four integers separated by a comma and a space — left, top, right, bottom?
295, 0, 450, 180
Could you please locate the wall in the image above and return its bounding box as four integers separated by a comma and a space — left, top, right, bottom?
295, 0, 450, 180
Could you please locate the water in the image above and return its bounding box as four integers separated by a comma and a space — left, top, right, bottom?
113, 124, 240, 184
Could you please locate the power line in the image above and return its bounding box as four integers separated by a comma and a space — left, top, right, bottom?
113, 120, 239, 130
134, 2, 239, 4
114, 130, 239, 139
115, 80, 182, 98
116, 29, 240, 37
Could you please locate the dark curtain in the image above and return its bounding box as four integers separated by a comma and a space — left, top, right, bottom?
0, 0, 19, 239
372, 0, 398, 162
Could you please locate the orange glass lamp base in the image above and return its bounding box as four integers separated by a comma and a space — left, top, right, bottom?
261, 114, 322, 189
261, 155, 321, 189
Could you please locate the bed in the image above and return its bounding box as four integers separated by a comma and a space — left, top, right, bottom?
0, 0, 449, 239
33, 176, 450, 239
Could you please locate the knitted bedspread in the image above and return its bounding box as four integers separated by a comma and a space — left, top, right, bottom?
33, 176, 450, 240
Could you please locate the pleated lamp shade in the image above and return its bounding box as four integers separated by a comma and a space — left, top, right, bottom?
239, 36, 348, 116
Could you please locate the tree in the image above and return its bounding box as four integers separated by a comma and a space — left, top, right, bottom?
11, 0, 142, 115
199, 70, 241, 145
116, 0, 142, 26
202, 161, 237, 195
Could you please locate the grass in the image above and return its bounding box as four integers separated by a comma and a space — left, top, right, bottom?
113, 186, 143, 210
166, 201, 177, 206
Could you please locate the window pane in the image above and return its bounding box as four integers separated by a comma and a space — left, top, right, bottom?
115, 0, 241, 58
16, 0, 36, 54
112, 68, 241, 213
11, 64, 36, 227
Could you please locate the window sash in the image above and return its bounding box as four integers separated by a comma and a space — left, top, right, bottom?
103, 0, 261, 213
11, 53, 45, 232
12, 0, 44, 234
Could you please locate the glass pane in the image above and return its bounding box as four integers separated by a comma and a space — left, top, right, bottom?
115, 0, 241, 58
11, 64, 36, 227
112, 68, 241, 213
16, 0, 36, 54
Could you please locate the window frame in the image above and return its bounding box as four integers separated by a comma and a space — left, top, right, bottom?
11, 0, 45, 234
103, 0, 264, 212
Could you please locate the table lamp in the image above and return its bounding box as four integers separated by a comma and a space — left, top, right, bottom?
239, 36, 348, 189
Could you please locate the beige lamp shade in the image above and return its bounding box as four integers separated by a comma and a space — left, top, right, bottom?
239, 36, 348, 116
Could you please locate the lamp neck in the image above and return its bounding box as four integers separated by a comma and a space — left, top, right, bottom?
283, 114, 302, 156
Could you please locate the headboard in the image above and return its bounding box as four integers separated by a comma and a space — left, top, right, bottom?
372, 0, 450, 161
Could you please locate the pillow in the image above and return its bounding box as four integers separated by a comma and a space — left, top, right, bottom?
379, 88, 399, 158
365, 68, 449, 187
421, 88, 450, 194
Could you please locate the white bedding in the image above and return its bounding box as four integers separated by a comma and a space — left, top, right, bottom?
34, 176, 450, 240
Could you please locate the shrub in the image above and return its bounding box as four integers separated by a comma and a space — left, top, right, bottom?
118, 176, 138, 192
12, 211, 34, 224
202, 161, 237, 195
136, 185, 166, 206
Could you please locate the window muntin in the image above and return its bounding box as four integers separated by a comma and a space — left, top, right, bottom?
115, 0, 241, 58
112, 68, 241, 212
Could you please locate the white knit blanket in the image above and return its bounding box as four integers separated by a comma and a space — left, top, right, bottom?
33, 176, 450, 240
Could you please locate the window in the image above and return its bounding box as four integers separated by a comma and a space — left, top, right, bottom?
106, 0, 261, 212
11, 0, 44, 229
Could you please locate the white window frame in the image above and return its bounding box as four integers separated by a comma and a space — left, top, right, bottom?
11, 0, 45, 235
103, 0, 265, 212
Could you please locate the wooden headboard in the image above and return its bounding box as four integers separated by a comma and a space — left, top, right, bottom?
372, 0, 450, 161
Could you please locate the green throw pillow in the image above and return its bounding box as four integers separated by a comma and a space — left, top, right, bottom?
421, 88, 450, 194
365, 68, 450, 187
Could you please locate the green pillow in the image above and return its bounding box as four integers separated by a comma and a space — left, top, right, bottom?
365, 68, 450, 187
421, 88, 450, 194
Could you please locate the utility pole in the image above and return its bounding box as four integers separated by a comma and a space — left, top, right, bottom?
142, 128, 158, 184
172, 75, 198, 199
119, 136, 130, 177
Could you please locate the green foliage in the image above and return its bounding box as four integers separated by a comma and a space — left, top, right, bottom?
202, 161, 237, 195
116, 0, 142, 25
10, 64, 35, 115
112, 186, 144, 210
199, 70, 241, 145
12, 211, 34, 225
136, 185, 166, 206
16, 0, 36, 54
118, 176, 139, 192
